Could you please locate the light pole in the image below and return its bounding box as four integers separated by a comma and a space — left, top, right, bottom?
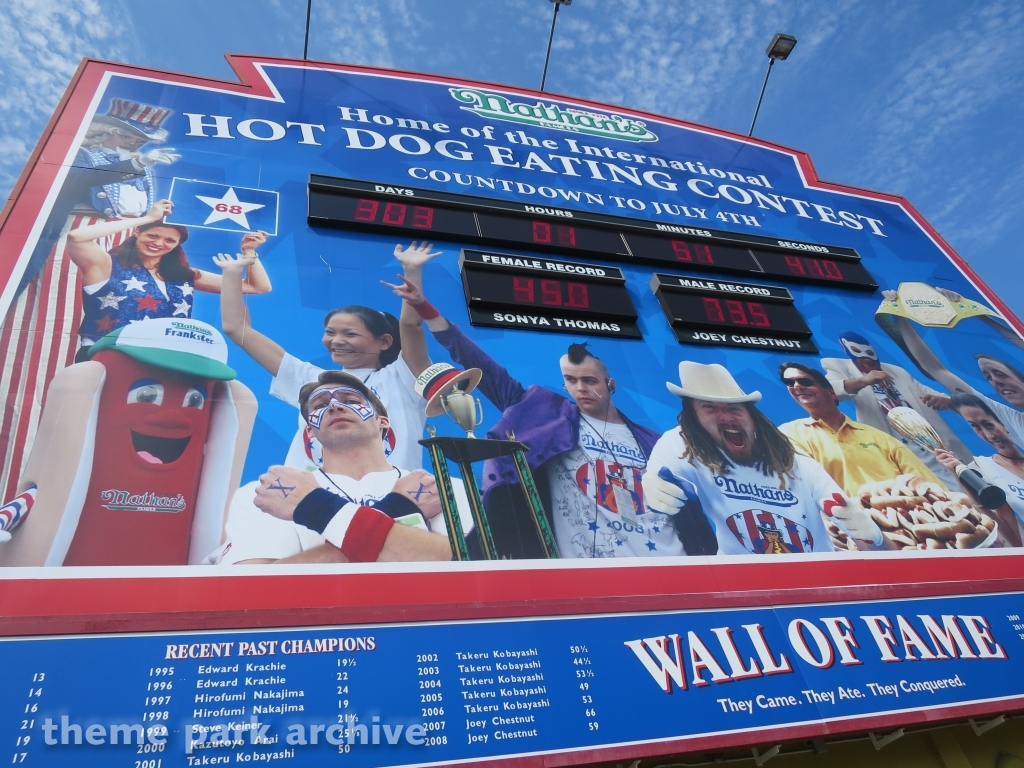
748, 33, 797, 137
303, 0, 313, 60
540, 0, 572, 92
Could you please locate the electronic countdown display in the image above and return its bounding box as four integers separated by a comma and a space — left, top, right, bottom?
2, 55, 1024, 768
308, 175, 879, 292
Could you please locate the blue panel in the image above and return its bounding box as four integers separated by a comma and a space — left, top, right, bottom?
3, 592, 1024, 765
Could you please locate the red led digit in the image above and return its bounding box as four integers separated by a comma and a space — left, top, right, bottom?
695, 244, 714, 264
784, 255, 805, 275
747, 302, 771, 327
726, 300, 748, 325
512, 277, 535, 303
567, 283, 589, 308
703, 297, 725, 323
411, 206, 434, 229
557, 226, 577, 246
354, 198, 379, 222
532, 221, 552, 243
807, 259, 824, 278
823, 260, 843, 279
541, 279, 562, 306
671, 241, 693, 261
382, 202, 407, 225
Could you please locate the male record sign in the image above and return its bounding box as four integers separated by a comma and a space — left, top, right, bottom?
460, 250, 642, 338
652, 273, 818, 353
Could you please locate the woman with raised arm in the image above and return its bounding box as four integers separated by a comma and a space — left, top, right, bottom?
936, 392, 1024, 547
66, 198, 270, 361
219, 241, 439, 471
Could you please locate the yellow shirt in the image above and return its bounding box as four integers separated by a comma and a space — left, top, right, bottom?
779, 415, 945, 497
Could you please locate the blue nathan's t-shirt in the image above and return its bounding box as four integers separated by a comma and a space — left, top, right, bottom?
80, 259, 194, 344
645, 430, 839, 556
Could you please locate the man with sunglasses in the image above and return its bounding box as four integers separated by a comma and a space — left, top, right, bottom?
214, 371, 458, 565
777, 362, 944, 497
822, 330, 967, 488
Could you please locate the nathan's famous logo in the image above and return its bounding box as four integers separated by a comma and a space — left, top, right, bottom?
713, 475, 798, 507
100, 489, 187, 513
449, 88, 658, 143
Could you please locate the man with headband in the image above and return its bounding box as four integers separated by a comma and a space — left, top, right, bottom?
821, 330, 968, 488
214, 371, 464, 564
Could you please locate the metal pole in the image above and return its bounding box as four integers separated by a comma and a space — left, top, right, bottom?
748, 57, 775, 137
302, 0, 313, 60
540, 2, 560, 92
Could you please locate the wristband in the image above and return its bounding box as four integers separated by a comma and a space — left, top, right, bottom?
293, 488, 345, 533
372, 492, 423, 520
411, 299, 440, 320
338, 506, 395, 562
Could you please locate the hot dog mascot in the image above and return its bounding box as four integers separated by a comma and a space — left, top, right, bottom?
0, 318, 256, 566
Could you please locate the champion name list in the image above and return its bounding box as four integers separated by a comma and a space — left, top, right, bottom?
458, 648, 546, 745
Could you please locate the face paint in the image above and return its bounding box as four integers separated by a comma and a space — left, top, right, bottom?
306, 386, 375, 429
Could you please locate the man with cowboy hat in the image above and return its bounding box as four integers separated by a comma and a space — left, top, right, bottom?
215, 370, 467, 565
643, 362, 892, 555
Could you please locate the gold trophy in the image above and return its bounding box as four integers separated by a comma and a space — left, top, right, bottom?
441, 388, 484, 438
887, 407, 1006, 509
414, 363, 558, 561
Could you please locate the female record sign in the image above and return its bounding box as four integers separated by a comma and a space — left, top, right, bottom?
459, 250, 641, 338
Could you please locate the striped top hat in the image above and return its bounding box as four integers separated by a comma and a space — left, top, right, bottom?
93, 99, 173, 141
414, 363, 483, 417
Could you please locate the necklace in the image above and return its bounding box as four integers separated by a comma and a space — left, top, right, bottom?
318, 466, 401, 504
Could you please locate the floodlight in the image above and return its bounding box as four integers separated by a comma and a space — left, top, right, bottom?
766, 33, 798, 60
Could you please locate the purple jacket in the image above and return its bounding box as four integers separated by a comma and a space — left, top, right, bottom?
431, 324, 660, 496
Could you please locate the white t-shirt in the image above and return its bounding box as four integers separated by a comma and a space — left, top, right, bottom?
548, 417, 681, 558
270, 352, 427, 472
644, 429, 839, 556
214, 467, 473, 564
971, 455, 1024, 538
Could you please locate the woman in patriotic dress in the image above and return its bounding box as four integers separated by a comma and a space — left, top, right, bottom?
67, 199, 271, 361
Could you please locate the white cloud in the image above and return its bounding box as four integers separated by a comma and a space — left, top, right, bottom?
309, 0, 425, 70
852, 1, 1024, 192
0, 0, 139, 196
539, 0, 852, 126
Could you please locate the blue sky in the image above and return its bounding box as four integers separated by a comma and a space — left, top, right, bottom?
2, 0, 1023, 311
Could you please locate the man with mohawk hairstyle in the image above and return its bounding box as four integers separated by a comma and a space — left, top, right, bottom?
388, 270, 718, 559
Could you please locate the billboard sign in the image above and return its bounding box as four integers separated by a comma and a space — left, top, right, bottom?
1, 55, 1024, 763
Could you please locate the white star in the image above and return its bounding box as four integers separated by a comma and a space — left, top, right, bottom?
196, 187, 264, 229
121, 276, 147, 293
172, 300, 191, 317
179, 284, 194, 297
98, 293, 125, 309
